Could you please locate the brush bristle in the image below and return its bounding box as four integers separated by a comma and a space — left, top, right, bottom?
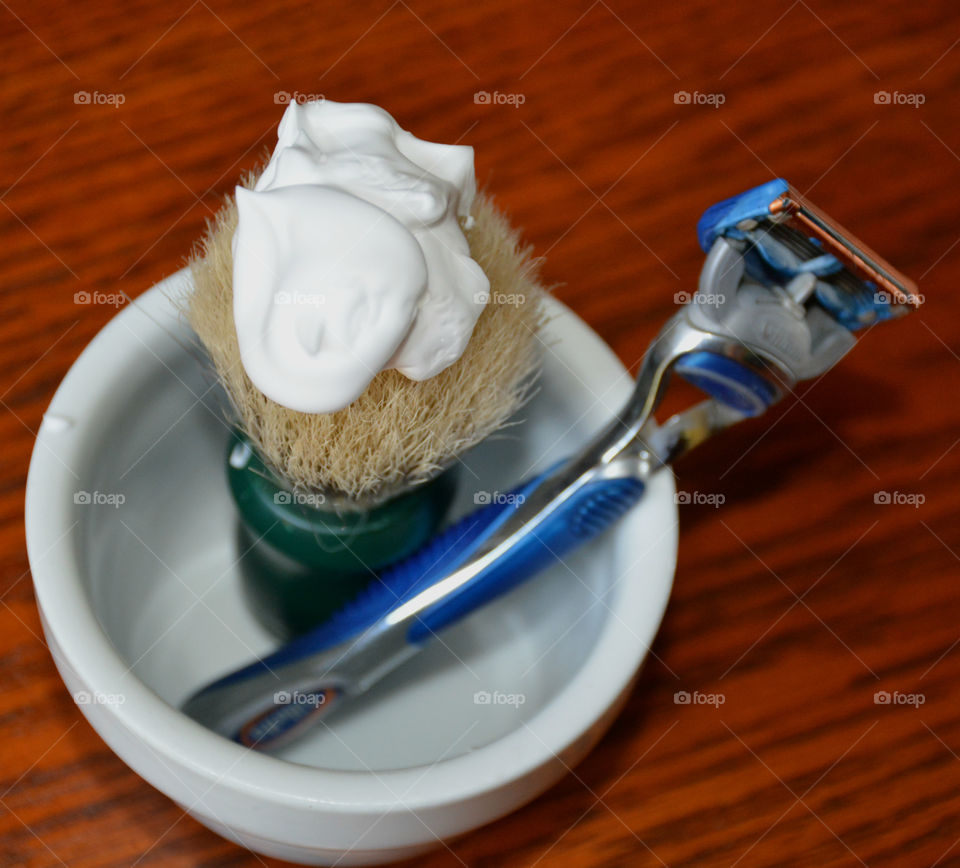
181, 177, 547, 505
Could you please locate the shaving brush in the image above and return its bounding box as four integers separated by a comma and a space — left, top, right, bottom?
183, 104, 546, 636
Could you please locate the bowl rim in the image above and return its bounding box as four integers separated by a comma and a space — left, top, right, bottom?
25, 269, 678, 814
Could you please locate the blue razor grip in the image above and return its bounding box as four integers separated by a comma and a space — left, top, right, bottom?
674, 351, 778, 417
205, 463, 645, 692
407, 473, 645, 642
207, 465, 561, 689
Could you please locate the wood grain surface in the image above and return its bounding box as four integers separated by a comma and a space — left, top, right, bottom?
3, 0, 960, 865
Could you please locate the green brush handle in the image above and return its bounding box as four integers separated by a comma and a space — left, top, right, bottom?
225, 431, 458, 637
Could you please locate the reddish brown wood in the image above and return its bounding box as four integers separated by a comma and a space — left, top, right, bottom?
3, 0, 960, 864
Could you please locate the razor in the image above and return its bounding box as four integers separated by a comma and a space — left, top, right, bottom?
183, 178, 919, 749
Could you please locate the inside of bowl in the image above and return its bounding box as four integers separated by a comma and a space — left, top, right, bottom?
76, 294, 629, 772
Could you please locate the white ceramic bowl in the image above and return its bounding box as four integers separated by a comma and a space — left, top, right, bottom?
25, 270, 677, 866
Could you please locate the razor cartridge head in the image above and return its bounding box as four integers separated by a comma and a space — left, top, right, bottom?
666, 179, 921, 416
697, 178, 920, 330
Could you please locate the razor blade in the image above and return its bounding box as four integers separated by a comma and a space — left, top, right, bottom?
697, 178, 920, 330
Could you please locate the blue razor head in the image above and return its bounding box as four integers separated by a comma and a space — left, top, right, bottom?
696, 178, 790, 252
697, 179, 920, 329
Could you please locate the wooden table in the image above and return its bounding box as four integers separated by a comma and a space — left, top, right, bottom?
3, 0, 960, 864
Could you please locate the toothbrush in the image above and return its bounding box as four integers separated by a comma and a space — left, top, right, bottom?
183, 179, 919, 750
